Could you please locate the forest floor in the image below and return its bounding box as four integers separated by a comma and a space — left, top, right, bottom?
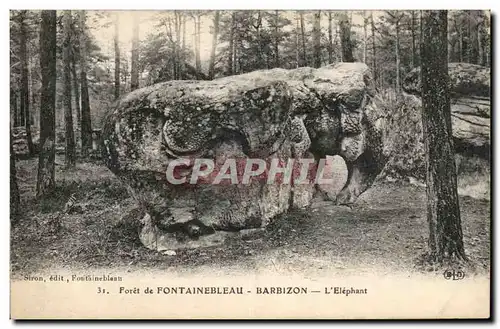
10, 155, 491, 279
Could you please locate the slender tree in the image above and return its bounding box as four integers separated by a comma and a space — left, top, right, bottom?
479, 11, 489, 66
208, 10, 220, 79
130, 12, 140, 90
182, 14, 186, 53
339, 12, 354, 62
327, 12, 333, 63
235, 15, 243, 74
164, 15, 177, 79
421, 10, 466, 263
299, 11, 307, 66
295, 13, 300, 67
371, 12, 378, 86
411, 10, 418, 67
29, 55, 37, 128
11, 88, 18, 127
227, 12, 235, 75
19, 10, 34, 155
194, 12, 202, 74
78, 10, 92, 157
70, 48, 80, 130
62, 10, 75, 167
312, 10, 322, 68
363, 11, 368, 63
395, 17, 401, 92
197, 13, 202, 72
11, 130, 20, 221
273, 10, 280, 68
386, 11, 404, 93
253, 11, 265, 69
114, 12, 120, 99
466, 11, 478, 64
36, 10, 57, 197
476, 10, 484, 65
458, 18, 464, 62
175, 11, 181, 78
181, 15, 187, 72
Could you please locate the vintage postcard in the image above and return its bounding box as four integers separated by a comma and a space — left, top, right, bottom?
9, 9, 491, 319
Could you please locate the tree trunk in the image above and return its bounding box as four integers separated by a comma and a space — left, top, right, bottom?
328, 12, 333, 64
114, 13, 120, 99
312, 10, 322, 68
175, 12, 181, 79
363, 11, 367, 63
28, 58, 33, 125
237, 33, 243, 74
130, 12, 140, 90
78, 10, 92, 157
171, 15, 177, 79
15, 91, 21, 127
195, 14, 202, 74
178, 13, 183, 77
339, 12, 354, 62
421, 10, 466, 262
476, 11, 483, 66
10, 131, 20, 221
11, 88, 19, 127
462, 18, 470, 63
299, 12, 307, 66
411, 10, 417, 67
458, 26, 463, 62
227, 12, 234, 75
62, 10, 75, 167
233, 36, 238, 74
19, 10, 34, 155
19, 72, 25, 125
371, 13, 377, 87
395, 19, 401, 93
208, 10, 220, 79
233, 13, 242, 74
468, 11, 479, 64
255, 12, 265, 69
419, 10, 423, 58
182, 14, 186, 53
447, 14, 453, 62
477, 24, 482, 66
71, 49, 80, 130
295, 13, 300, 68
481, 12, 489, 67
166, 17, 176, 79
10, 89, 21, 127
30, 56, 37, 128
274, 10, 280, 68
37, 10, 57, 198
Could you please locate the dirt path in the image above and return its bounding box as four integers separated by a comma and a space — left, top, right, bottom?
11, 157, 490, 280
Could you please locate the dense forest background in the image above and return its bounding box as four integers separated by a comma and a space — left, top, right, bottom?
10, 10, 491, 139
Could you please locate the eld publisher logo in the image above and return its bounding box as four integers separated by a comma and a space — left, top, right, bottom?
443, 269, 465, 280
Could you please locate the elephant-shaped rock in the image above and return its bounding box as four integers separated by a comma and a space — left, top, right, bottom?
101, 63, 386, 251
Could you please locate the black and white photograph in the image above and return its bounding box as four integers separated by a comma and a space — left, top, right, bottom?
9, 8, 491, 319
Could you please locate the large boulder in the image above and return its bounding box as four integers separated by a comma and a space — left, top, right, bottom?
402, 62, 490, 157
101, 63, 384, 251
403, 62, 490, 98
384, 63, 490, 180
